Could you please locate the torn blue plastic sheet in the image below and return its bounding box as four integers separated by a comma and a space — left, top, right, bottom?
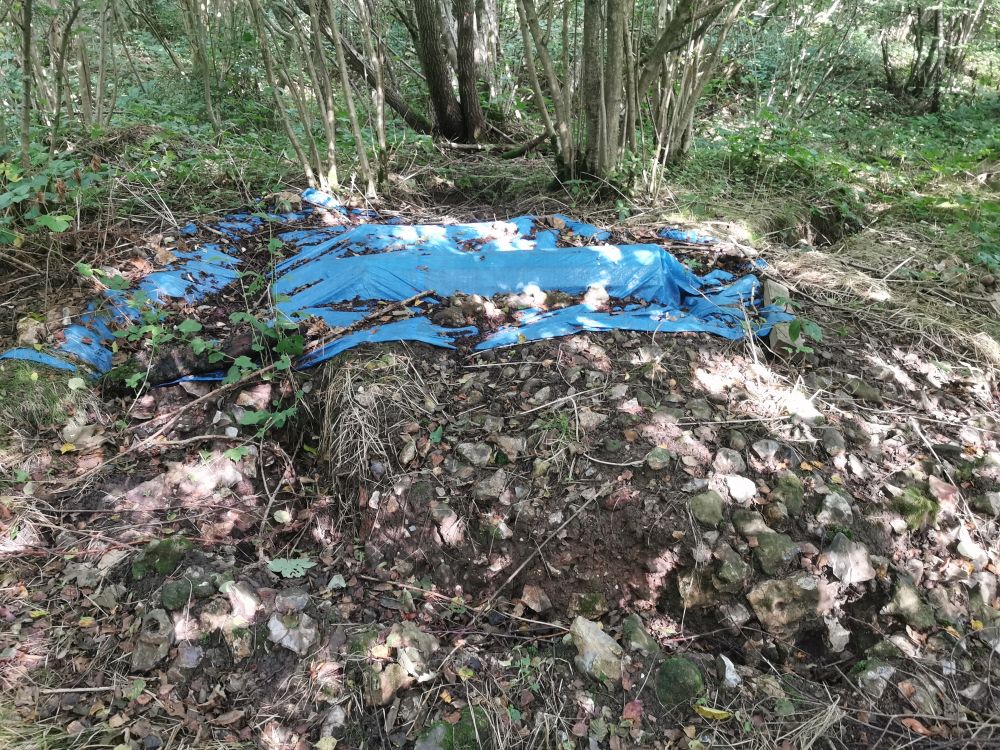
659, 226, 717, 245
0, 188, 790, 379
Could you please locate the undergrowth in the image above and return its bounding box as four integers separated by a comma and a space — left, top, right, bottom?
667, 94, 1000, 265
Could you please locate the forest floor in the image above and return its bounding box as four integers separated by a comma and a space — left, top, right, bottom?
2, 136, 1000, 750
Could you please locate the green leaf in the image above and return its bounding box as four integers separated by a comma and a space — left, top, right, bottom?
67, 377, 86, 391
105, 275, 130, 291
774, 698, 795, 717
190, 337, 208, 354
429, 425, 444, 444
238, 410, 271, 426
268, 557, 316, 579
223, 446, 249, 462
0, 227, 19, 246
125, 678, 146, 701
801, 319, 822, 342
275, 334, 304, 356
788, 319, 802, 342
75, 262, 94, 277
177, 318, 203, 335
34, 214, 72, 233
273, 509, 292, 524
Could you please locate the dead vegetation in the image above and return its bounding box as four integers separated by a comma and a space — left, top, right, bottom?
319, 349, 431, 526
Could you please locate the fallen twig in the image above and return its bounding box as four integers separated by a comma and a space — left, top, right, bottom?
37, 686, 116, 695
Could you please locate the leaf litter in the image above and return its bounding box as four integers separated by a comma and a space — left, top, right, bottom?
0, 206, 998, 750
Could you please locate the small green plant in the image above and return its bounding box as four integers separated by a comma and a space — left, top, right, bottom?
773, 296, 823, 353
893, 487, 939, 530
89, 228, 306, 440
0, 152, 107, 248
532, 411, 572, 437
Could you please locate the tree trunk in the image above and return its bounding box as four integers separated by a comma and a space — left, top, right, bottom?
603, 0, 626, 167
95, 0, 110, 126
475, 0, 499, 94
518, 0, 574, 174
580, 0, 606, 177
356, 0, 388, 185
517, 1, 553, 137
78, 37, 93, 127
20, 0, 33, 170
248, 0, 317, 187
328, 0, 376, 196
454, 0, 485, 141
48, 1, 83, 163
413, 0, 464, 139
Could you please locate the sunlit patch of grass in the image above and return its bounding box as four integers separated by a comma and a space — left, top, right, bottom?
0, 363, 82, 431
0, 699, 253, 750
0, 363, 101, 470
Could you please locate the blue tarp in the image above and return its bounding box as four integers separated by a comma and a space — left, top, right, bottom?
0, 189, 789, 379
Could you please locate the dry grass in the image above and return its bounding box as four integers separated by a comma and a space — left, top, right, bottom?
0, 700, 254, 750
0, 493, 49, 558
767, 222, 1000, 367
319, 348, 430, 522
0, 702, 79, 750
0, 362, 103, 475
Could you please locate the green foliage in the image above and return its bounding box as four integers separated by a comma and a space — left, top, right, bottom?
532, 411, 572, 438
95, 227, 306, 441
788, 317, 823, 354
0, 150, 107, 247
0, 362, 98, 446
418, 707, 492, 750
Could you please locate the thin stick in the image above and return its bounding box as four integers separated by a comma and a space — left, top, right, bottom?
583, 453, 643, 467
38, 686, 116, 695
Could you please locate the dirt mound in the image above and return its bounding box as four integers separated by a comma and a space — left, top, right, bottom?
2, 313, 998, 749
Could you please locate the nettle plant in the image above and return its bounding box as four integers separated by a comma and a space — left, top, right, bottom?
88, 235, 306, 439
0, 150, 107, 247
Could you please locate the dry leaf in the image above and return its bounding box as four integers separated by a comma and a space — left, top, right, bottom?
900, 717, 931, 736
928, 475, 958, 504
154, 245, 177, 265
621, 700, 643, 722
212, 709, 245, 726
694, 705, 732, 721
